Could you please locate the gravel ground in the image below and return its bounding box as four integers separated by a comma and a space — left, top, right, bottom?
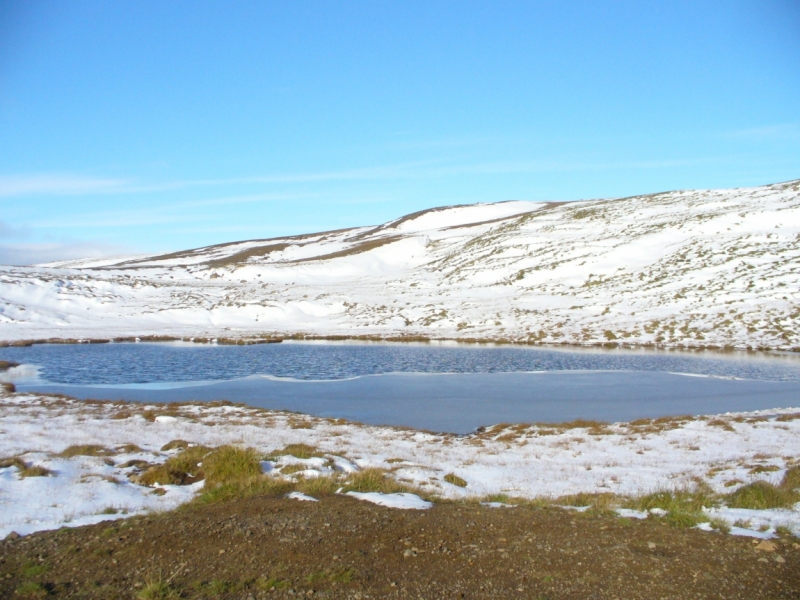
1, 495, 798, 599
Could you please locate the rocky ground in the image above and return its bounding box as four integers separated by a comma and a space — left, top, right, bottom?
1, 494, 798, 599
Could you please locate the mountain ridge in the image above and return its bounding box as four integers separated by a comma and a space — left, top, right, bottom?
1, 180, 799, 350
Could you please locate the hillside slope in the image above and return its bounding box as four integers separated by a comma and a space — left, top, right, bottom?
1, 180, 799, 349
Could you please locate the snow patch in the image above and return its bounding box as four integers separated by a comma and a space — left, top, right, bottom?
345, 492, 433, 510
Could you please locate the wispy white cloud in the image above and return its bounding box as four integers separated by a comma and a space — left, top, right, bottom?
0, 174, 130, 197
725, 123, 800, 140
0, 161, 445, 198
0, 156, 723, 202
165, 156, 717, 188
31, 192, 307, 229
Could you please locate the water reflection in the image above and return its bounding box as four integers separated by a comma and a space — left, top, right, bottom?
1, 340, 800, 385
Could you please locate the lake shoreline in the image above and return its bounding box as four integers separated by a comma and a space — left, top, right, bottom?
3, 332, 800, 356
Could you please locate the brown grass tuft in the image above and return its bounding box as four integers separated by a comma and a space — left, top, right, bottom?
0, 456, 53, 478
343, 468, 411, 494
269, 443, 322, 459
59, 444, 112, 458
780, 466, 800, 491
443, 473, 467, 488
117, 443, 143, 453
160, 440, 190, 452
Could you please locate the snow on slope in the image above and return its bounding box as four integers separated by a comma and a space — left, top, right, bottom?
1, 181, 799, 349
1, 391, 799, 537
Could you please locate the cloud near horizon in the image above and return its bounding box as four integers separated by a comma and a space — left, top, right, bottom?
0, 241, 132, 267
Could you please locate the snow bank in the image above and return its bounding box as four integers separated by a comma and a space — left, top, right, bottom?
0, 392, 798, 538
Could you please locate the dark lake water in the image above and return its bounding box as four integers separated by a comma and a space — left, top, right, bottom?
2, 341, 800, 432
3, 340, 800, 384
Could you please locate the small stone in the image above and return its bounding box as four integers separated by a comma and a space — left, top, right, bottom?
755, 541, 776, 552
5, 531, 20, 540
647, 542, 656, 550
219, 549, 225, 554
775, 555, 786, 564
758, 557, 769, 563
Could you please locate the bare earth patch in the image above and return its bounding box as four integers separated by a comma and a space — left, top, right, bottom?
1, 495, 799, 599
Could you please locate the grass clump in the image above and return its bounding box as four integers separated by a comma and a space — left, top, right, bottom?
748, 464, 780, 475
195, 477, 292, 505
190, 446, 278, 504
137, 576, 181, 600
269, 443, 322, 459
725, 480, 799, 510
21, 561, 47, 578
295, 475, 342, 497
20, 465, 52, 478
781, 466, 800, 492
59, 444, 111, 458
443, 473, 467, 488
14, 581, 49, 599
0, 456, 27, 471
137, 445, 211, 486
160, 440, 190, 452
117, 443, 143, 453
342, 467, 411, 494
306, 565, 357, 584
483, 493, 511, 504
203, 446, 262, 487
555, 492, 617, 512
120, 459, 151, 469
624, 485, 715, 527
280, 464, 311, 476
140, 445, 261, 488
204, 579, 238, 595
0, 457, 53, 478
253, 577, 289, 591
627, 486, 713, 513
709, 518, 731, 533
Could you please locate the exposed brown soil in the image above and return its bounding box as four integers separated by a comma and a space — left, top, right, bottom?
1, 495, 798, 599
290, 236, 402, 264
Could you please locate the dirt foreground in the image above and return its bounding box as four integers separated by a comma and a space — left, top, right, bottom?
1, 495, 798, 599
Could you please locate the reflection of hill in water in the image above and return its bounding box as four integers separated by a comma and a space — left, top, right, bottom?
3, 341, 800, 386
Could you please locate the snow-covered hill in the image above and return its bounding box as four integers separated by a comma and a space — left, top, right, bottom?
1, 180, 799, 349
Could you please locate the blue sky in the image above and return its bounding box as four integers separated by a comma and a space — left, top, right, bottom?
1, 1, 799, 264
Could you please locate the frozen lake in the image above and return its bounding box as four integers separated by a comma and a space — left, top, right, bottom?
3, 341, 800, 432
